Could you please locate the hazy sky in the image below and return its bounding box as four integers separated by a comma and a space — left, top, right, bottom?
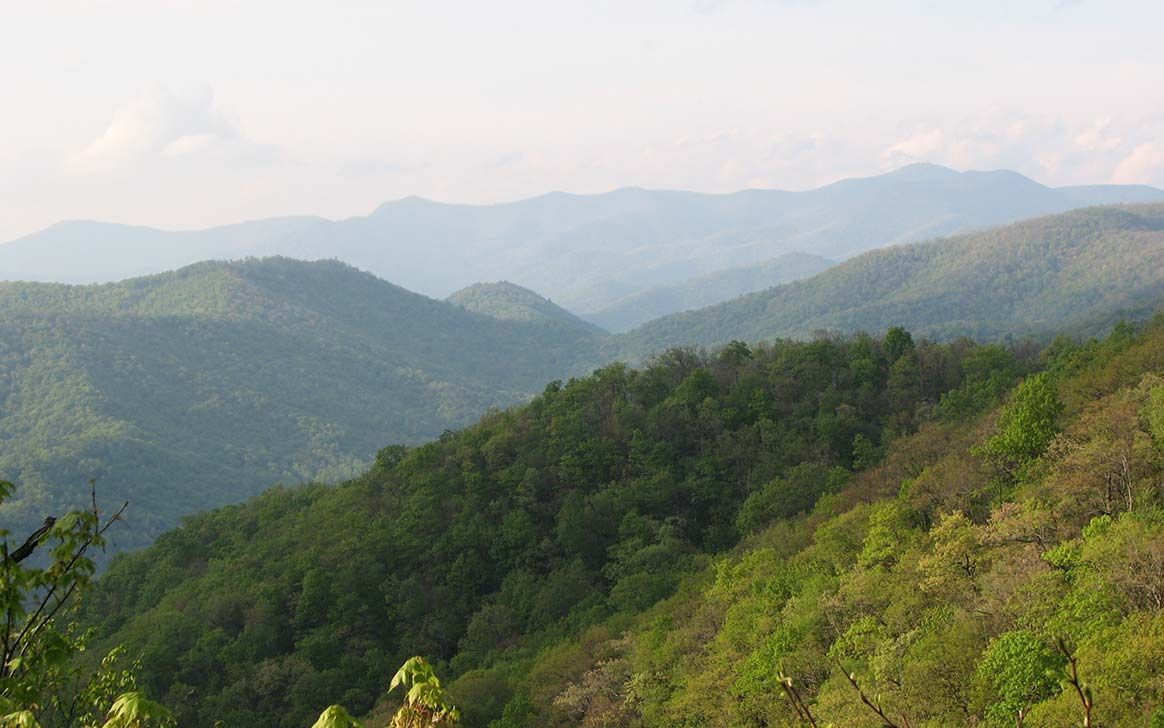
1, 0, 1162, 240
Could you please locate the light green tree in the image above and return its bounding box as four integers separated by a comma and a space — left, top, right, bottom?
980, 372, 1063, 467
976, 630, 1063, 727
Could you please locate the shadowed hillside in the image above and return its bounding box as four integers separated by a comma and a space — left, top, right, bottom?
0, 258, 604, 550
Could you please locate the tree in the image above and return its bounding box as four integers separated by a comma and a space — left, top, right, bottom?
976, 631, 1063, 727
979, 372, 1063, 474
884, 326, 915, 363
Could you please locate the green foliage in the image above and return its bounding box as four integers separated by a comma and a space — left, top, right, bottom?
64, 318, 1164, 727
446, 282, 599, 332
0, 483, 166, 727
80, 328, 983, 727
1148, 384, 1164, 450
937, 344, 1023, 420
443, 319, 1164, 728
883, 326, 914, 362
976, 630, 1063, 724
1152, 706, 1164, 728
311, 658, 460, 728
587, 252, 835, 333
0, 711, 41, 728
623, 204, 1164, 355
310, 706, 365, 728
9, 205, 1164, 560
100, 693, 175, 728
980, 371, 1064, 467
736, 465, 844, 533
387, 657, 459, 728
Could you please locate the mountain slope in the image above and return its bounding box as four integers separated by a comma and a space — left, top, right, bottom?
621, 204, 1164, 355
0, 258, 604, 550
470, 318, 1164, 728
83, 328, 991, 727
4, 165, 1159, 318
584, 251, 833, 332
79, 318, 1164, 727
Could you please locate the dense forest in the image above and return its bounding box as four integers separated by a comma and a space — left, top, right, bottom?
70, 314, 1164, 727
622, 204, 1164, 355
72, 321, 1043, 725
483, 318, 1164, 727
1, 306, 1161, 726
0, 258, 604, 551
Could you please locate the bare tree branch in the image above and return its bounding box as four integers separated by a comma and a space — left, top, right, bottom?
8, 517, 57, 564
835, 658, 908, 728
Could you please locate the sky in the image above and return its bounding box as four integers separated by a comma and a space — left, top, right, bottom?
1, 0, 1162, 241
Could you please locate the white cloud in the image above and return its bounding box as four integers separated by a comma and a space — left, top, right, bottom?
883, 128, 946, 162
1073, 118, 1123, 153
879, 113, 1164, 188
1112, 142, 1164, 185
69, 84, 272, 173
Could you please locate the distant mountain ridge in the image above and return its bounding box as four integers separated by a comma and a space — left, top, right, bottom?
584, 251, 834, 332
0, 216, 325, 283
3, 164, 1160, 321
619, 203, 1164, 355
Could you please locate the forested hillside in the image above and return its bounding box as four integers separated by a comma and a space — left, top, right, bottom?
82, 315, 1164, 728
477, 317, 1164, 728
0, 258, 603, 551
83, 325, 1028, 726
622, 204, 1164, 355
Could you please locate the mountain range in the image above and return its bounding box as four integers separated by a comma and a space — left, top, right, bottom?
3, 164, 1160, 324
4, 196, 1164, 557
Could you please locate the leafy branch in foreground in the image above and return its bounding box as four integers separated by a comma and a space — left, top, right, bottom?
0, 480, 171, 727
310, 657, 459, 728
